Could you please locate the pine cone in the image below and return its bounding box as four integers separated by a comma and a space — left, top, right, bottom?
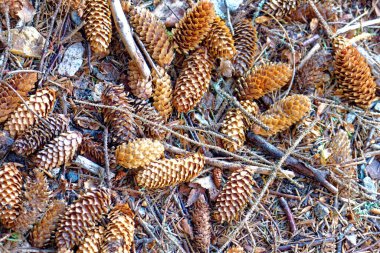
225, 246, 245, 253
236, 63, 292, 100
173, 0, 215, 53
203, 16, 235, 60
101, 203, 135, 253
116, 138, 164, 169
0, 162, 22, 229
252, 94, 311, 136
334, 45, 377, 109
30, 131, 83, 171
12, 114, 70, 156
152, 66, 173, 121
127, 60, 153, 99
173, 47, 213, 113
29, 200, 66, 248
4, 87, 56, 138
55, 188, 111, 251
0, 0, 23, 18
77, 226, 105, 253
84, 0, 112, 54
80, 135, 117, 169
192, 194, 211, 253
127, 5, 175, 67
214, 168, 253, 223
233, 19, 257, 77
7, 72, 37, 97
328, 130, 351, 165
263, 0, 304, 18
212, 168, 223, 189
135, 153, 205, 189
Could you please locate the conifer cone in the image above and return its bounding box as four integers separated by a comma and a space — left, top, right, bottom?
77, 226, 105, 253
0, 162, 22, 229
7, 72, 38, 97
101, 203, 135, 253
173, 0, 215, 53
4, 87, 56, 138
173, 47, 213, 113
263, 0, 304, 18
0, 0, 23, 18
55, 188, 111, 251
236, 63, 292, 100
30, 131, 83, 171
213, 168, 223, 189
135, 153, 205, 189
252, 94, 311, 136
12, 114, 70, 156
214, 168, 253, 223
152, 66, 173, 121
29, 200, 66, 248
192, 194, 211, 253
79, 135, 117, 169
102, 84, 138, 145
127, 60, 153, 99
116, 138, 164, 169
84, 0, 112, 54
225, 246, 245, 253
233, 19, 257, 77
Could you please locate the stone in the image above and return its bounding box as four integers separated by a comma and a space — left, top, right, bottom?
363, 176, 377, 197
345, 113, 357, 124
211, 0, 244, 19
314, 202, 329, 220
58, 42, 85, 76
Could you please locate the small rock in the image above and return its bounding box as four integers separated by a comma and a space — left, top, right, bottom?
211, 0, 244, 19
374, 101, 380, 112
51, 168, 61, 177
92, 82, 105, 102
345, 113, 356, 124
345, 234, 357, 245
363, 176, 377, 197
314, 202, 330, 220
65, 171, 79, 183
58, 42, 84, 76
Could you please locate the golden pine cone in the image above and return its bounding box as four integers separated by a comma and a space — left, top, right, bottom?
115, 138, 164, 169
173, 0, 215, 53
192, 194, 211, 252
334, 45, 377, 109
0, 0, 23, 18
29, 200, 66, 248
101, 203, 135, 253
332, 36, 349, 51
127, 5, 175, 67
12, 114, 70, 156
4, 87, 56, 138
77, 226, 105, 253
232, 19, 257, 77
84, 0, 112, 54
55, 188, 111, 251
135, 153, 205, 189
225, 246, 245, 253
7, 72, 37, 97
152, 66, 173, 121
214, 168, 253, 223
236, 63, 292, 100
127, 60, 153, 99
252, 94, 311, 136
173, 47, 213, 113
30, 131, 83, 171
79, 135, 117, 169
263, 0, 304, 18
203, 16, 236, 60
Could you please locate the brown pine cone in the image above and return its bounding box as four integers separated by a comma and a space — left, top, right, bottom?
80, 135, 117, 169
84, 0, 112, 54
252, 94, 311, 136
0, 0, 23, 18
173, 0, 215, 53
127, 60, 153, 99
192, 194, 211, 253
236, 63, 292, 100
0, 162, 22, 229
233, 19, 257, 77
77, 226, 105, 253
7, 72, 37, 97
55, 188, 111, 251
29, 200, 66, 248
332, 36, 349, 51
173, 47, 213, 113
12, 114, 70, 156
214, 168, 253, 223
225, 246, 245, 253
115, 138, 164, 169
101, 203, 135, 253
212, 168, 223, 189
135, 153, 205, 189
263, 0, 304, 18
152, 66, 173, 121
30, 131, 83, 171
4, 87, 56, 138
328, 130, 352, 165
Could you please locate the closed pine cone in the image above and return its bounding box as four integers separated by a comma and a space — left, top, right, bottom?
101, 203, 135, 253
136, 153, 205, 189
173, 0, 215, 53
77, 226, 105, 253
4, 87, 56, 138
225, 246, 245, 253
214, 168, 253, 223
236, 63, 292, 100
152, 66, 173, 121
84, 0, 112, 54
127, 60, 153, 99
115, 138, 164, 169
55, 188, 111, 251
252, 94, 311, 136
263, 0, 305, 18
173, 47, 213, 113
0, 0, 23, 18
212, 168, 223, 189
233, 19, 257, 77
79, 135, 117, 169
30, 131, 83, 171
192, 194, 211, 253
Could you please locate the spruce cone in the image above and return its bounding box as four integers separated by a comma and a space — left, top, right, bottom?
192, 194, 211, 252
252, 94, 311, 136
263, 0, 304, 18
84, 0, 112, 54
127, 60, 153, 99
77, 226, 105, 253
0, 162, 22, 229
101, 203, 135, 253
233, 19, 257, 77
152, 66, 173, 121
115, 138, 164, 169
7, 72, 37, 97
212, 168, 223, 189
55, 188, 111, 251
225, 246, 245, 253
236, 63, 292, 100
135, 153, 205, 189
173, 0, 215, 53
4, 87, 56, 138
12, 114, 70, 156
214, 168, 253, 223
0, 0, 23, 18
173, 47, 213, 113
30, 131, 83, 171
79, 135, 117, 169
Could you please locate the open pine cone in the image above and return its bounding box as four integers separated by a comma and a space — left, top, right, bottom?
152, 66, 173, 121
77, 226, 105, 253
263, 0, 304, 18
127, 60, 153, 99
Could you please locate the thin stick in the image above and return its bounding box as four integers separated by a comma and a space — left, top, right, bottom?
103, 127, 111, 188
133, 32, 161, 78
279, 197, 296, 234
297, 43, 321, 70
308, 0, 333, 37
336, 17, 380, 35
59, 21, 86, 45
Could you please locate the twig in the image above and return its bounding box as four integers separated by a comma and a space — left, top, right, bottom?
73, 155, 115, 178
103, 127, 111, 188
224, 0, 234, 35
336, 17, 380, 35
297, 43, 321, 70
59, 21, 86, 45
279, 197, 296, 234
133, 32, 161, 78
278, 237, 336, 251
0, 9, 11, 78
308, 0, 333, 37
253, 187, 301, 200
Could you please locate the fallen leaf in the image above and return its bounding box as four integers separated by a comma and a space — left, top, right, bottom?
186, 187, 202, 207
366, 159, 380, 180
310, 18, 319, 32
192, 176, 217, 190
177, 218, 194, 239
